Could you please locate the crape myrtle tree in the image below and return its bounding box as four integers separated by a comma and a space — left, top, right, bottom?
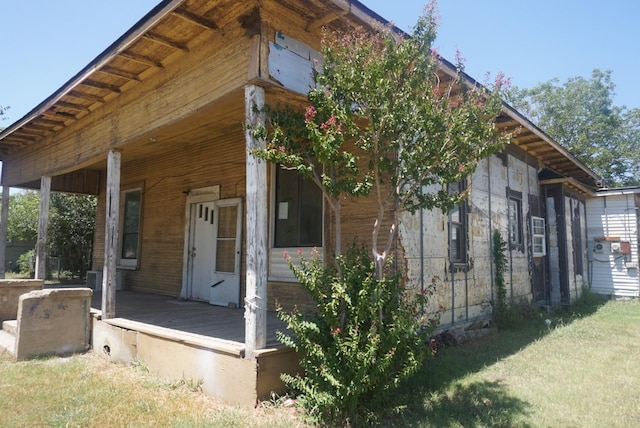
250, 1, 510, 424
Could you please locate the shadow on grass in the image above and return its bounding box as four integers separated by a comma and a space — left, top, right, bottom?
389, 292, 608, 426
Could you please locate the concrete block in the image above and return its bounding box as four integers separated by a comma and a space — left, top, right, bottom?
0, 279, 44, 322
14, 287, 92, 361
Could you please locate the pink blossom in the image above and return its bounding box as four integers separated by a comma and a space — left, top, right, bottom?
305, 106, 317, 123
321, 115, 338, 131
283, 250, 288, 259
330, 327, 341, 336
458, 164, 465, 173
278, 146, 286, 152
297, 248, 303, 255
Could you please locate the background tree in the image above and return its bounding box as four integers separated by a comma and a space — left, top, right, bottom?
7, 190, 96, 278
7, 191, 39, 243
48, 193, 97, 278
251, 2, 509, 424
506, 69, 640, 186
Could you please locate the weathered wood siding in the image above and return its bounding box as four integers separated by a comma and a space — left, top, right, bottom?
93, 125, 248, 297
399, 145, 542, 327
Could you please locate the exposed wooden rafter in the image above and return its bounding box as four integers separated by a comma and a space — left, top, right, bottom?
68, 90, 106, 104
80, 79, 122, 94
118, 51, 164, 68
42, 110, 77, 121
56, 101, 91, 113
172, 9, 219, 30
33, 118, 66, 128
307, 11, 347, 30
99, 66, 142, 82
142, 32, 190, 52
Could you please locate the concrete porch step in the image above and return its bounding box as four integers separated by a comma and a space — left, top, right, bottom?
0, 329, 15, 357
2, 320, 17, 336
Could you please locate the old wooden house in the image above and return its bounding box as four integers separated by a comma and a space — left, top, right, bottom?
0, 0, 601, 404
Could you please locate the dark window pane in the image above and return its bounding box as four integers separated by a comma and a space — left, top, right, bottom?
275, 167, 322, 247
121, 190, 141, 259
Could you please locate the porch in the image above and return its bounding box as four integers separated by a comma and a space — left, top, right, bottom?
88, 289, 298, 406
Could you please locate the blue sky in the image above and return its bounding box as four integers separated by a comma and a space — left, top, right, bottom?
1, 0, 638, 126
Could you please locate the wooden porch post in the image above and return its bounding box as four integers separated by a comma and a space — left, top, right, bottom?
35, 176, 51, 280
244, 85, 267, 359
102, 150, 121, 319
0, 186, 9, 279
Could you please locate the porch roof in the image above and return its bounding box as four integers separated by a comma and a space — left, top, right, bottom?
0, 0, 601, 189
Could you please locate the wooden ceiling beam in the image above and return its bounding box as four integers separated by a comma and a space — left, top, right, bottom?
5, 134, 36, 143
172, 9, 219, 30
56, 101, 91, 113
99, 66, 142, 82
20, 127, 48, 137
24, 123, 55, 132
307, 11, 348, 30
33, 118, 66, 128
69, 90, 106, 104
40, 110, 71, 121
142, 32, 190, 52
41, 110, 77, 120
118, 51, 164, 68
81, 79, 122, 94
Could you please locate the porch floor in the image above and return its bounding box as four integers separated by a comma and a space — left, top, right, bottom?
90, 290, 287, 348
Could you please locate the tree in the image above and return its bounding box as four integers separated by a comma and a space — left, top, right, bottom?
48, 193, 97, 278
506, 69, 640, 186
6, 190, 96, 278
7, 191, 39, 243
251, 2, 509, 424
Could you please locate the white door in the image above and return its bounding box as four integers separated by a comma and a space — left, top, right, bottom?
187, 200, 216, 301
209, 198, 242, 307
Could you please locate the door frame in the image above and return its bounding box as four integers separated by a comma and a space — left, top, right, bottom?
179, 185, 220, 300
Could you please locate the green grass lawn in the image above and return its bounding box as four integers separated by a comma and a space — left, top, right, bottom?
1, 295, 639, 427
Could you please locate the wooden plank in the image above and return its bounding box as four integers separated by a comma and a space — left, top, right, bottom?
244, 85, 267, 359
0, 187, 8, 279
35, 176, 51, 280
102, 150, 121, 319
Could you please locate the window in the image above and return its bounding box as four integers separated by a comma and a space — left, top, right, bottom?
274, 167, 323, 247
531, 216, 546, 257
448, 181, 467, 264
119, 188, 142, 268
508, 197, 522, 246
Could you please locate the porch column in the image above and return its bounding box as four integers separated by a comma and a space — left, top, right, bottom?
35, 176, 51, 280
0, 186, 9, 279
102, 150, 121, 319
244, 84, 267, 359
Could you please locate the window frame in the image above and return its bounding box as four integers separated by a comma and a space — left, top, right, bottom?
269, 165, 324, 282
508, 197, 523, 248
117, 187, 143, 269
531, 216, 546, 257
448, 181, 468, 265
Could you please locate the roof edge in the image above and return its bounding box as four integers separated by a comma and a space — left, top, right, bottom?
0, 0, 185, 141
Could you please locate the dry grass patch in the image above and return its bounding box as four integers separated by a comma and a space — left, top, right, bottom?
0, 352, 308, 427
